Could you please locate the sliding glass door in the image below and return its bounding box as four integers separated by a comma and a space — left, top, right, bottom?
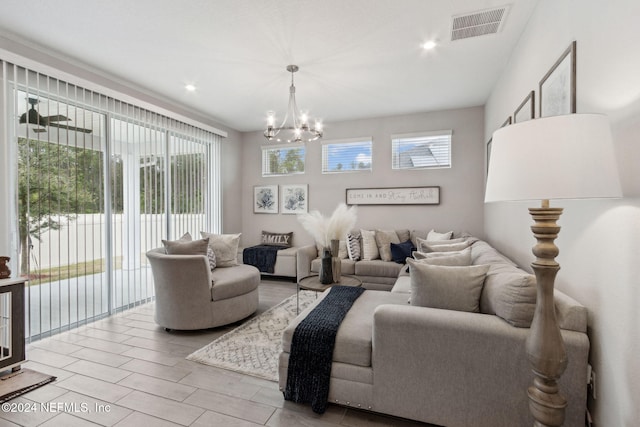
4, 61, 221, 341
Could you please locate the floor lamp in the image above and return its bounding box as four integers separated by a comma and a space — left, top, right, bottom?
485, 114, 622, 426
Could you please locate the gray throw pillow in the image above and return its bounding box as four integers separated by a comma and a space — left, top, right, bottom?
162, 236, 209, 256
375, 229, 401, 262
201, 232, 241, 267
407, 258, 490, 313
417, 238, 471, 253
412, 247, 472, 266
261, 230, 293, 247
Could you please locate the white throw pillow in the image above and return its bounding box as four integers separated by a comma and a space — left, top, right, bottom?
360, 229, 379, 260
408, 259, 489, 313
200, 232, 241, 267
426, 229, 453, 241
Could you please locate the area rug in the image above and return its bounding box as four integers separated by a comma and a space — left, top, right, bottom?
186, 290, 316, 381
0, 368, 56, 403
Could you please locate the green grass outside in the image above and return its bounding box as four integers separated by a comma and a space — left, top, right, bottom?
25, 256, 126, 286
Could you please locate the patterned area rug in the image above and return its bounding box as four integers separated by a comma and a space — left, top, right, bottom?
186, 290, 316, 381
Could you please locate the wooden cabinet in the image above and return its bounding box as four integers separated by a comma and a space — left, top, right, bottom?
0, 278, 26, 372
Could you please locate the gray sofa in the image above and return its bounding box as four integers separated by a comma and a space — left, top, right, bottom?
297, 229, 444, 290
281, 238, 590, 427
146, 248, 260, 330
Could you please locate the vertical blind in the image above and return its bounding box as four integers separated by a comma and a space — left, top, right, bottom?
1, 59, 222, 341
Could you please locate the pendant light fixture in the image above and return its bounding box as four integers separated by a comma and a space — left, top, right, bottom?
264, 65, 322, 143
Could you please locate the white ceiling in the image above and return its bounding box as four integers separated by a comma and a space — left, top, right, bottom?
0, 0, 539, 132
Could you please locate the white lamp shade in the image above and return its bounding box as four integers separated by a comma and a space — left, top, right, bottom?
485, 114, 622, 202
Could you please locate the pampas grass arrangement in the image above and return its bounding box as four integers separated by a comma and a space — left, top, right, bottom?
298, 203, 357, 248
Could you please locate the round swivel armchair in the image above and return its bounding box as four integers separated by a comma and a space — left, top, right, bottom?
146, 248, 260, 331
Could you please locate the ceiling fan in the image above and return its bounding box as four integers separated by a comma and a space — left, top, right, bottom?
19, 97, 93, 134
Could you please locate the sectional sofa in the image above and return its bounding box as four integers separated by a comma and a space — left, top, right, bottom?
281, 233, 590, 427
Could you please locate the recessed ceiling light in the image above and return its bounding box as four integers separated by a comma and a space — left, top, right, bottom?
422, 40, 437, 50
185, 84, 196, 92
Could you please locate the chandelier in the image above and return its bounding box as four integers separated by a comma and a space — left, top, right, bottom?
264, 65, 323, 143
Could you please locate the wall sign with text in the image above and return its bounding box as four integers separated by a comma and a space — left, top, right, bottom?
346, 186, 440, 205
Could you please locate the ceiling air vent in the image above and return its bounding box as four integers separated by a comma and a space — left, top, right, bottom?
451, 6, 509, 41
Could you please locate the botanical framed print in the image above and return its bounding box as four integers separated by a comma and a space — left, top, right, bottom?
281, 184, 308, 214
254, 185, 278, 214
514, 91, 535, 123
539, 41, 576, 117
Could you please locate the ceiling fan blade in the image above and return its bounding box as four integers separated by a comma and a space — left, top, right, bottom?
48, 122, 93, 134
45, 114, 71, 122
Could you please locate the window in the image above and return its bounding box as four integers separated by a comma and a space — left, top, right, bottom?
322, 138, 372, 173
262, 145, 305, 176
4, 60, 222, 340
392, 130, 452, 170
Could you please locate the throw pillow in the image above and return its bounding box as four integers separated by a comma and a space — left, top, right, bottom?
417, 238, 471, 253
374, 230, 401, 262
200, 232, 241, 267
426, 229, 454, 241
207, 246, 217, 270
360, 229, 379, 260
162, 236, 209, 256
407, 259, 490, 313
423, 237, 467, 245
261, 230, 293, 247
396, 229, 411, 243
346, 232, 361, 261
390, 240, 415, 264
412, 247, 472, 266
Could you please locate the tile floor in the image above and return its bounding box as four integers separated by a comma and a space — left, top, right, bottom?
1, 280, 436, 427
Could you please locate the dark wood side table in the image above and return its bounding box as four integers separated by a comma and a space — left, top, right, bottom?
296, 275, 362, 314
0, 278, 26, 372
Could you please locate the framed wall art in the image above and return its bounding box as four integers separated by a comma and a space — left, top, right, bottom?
254, 185, 278, 214
539, 41, 576, 118
514, 91, 535, 123
281, 184, 308, 214
501, 116, 512, 128
346, 186, 440, 206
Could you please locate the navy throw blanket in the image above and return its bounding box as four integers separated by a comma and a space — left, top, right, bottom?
242, 245, 284, 273
284, 285, 366, 414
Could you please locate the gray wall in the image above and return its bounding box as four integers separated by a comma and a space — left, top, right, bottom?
484, 0, 640, 425
240, 106, 485, 247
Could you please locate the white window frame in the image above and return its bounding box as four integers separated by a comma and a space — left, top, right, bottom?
261, 144, 306, 177
321, 137, 373, 174
391, 130, 452, 170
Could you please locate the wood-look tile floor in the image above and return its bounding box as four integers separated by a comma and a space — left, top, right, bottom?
1, 279, 435, 427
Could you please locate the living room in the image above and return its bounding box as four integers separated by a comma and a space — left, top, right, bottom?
0, 0, 638, 426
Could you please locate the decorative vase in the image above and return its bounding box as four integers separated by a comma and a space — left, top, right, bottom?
319, 247, 333, 284
330, 239, 341, 283
0, 256, 10, 279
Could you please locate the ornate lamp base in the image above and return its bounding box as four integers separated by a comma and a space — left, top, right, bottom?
526, 201, 568, 427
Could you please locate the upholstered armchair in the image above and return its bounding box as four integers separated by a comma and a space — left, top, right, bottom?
146, 248, 260, 331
